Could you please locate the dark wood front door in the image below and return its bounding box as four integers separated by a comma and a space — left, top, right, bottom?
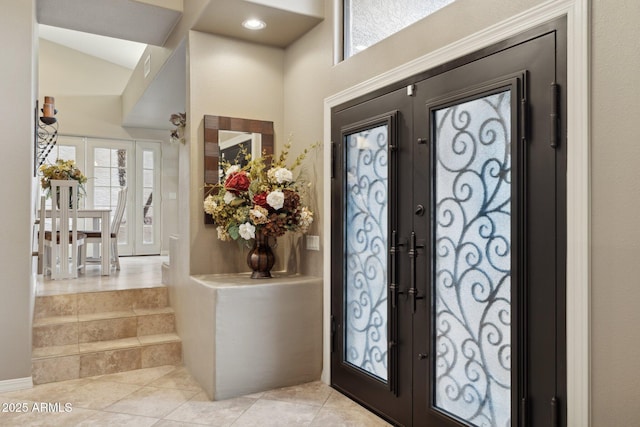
331, 19, 566, 427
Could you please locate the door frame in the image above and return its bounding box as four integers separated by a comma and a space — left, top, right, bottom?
322, 1, 590, 425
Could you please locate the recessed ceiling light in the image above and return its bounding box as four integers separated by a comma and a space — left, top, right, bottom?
242, 19, 266, 30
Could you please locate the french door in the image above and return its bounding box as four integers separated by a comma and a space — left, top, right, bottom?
86, 139, 162, 256
42, 136, 162, 256
331, 21, 566, 427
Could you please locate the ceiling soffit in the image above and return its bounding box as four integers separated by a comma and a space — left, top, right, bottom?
192, 0, 324, 48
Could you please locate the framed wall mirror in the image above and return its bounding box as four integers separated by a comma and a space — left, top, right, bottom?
203, 115, 274, 224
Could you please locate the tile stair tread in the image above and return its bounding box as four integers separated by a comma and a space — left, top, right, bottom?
79, 337, 141, 353
34, 314, 78, 327
138, 333, 182, 346
34, 285, 168, 301
33, 344, 79, 360
34, 286, 168, 312
77, 310, 137, 322
33, 308, 175, 327
32, 333, 182, 360
132, 307, 175, 315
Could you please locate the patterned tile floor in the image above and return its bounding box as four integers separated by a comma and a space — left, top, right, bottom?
0, 365, 391, 426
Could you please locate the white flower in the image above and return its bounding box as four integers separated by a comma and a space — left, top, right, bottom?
226, 165, 241, 175
239, 222, 256, 240
268, 167, 293, 184
298, 207, 314, 233
217, 226, 231, 241
250, 206, 269, 224
223, 191, 236, 204
266, 190, 285, 210
203, 195, 217, 215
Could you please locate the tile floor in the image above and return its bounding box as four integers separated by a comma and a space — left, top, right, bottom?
36, 256, 167, 296
0, 365, 391, 426
24, 257, 392, 426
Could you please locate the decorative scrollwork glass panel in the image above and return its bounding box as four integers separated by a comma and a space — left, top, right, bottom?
344, 125, 389, 382
433, 91, 512, 426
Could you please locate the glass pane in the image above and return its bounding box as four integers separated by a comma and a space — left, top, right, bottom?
433, 91, 512, 426
344, 124, 389, 382
143, 150, 154, 169
117, 167, 127, 187
108, 168, 119, 187
144, 206, 153, 224
143, 225, 153, 244
57, 145, 76, 161
94, 187, 110, 207
94, 167, 110, 186
94, 148, 111, 166
118, 214, 129, 244
143, 169, 154, 188
143, 189, 153, 205
345, 0, 454, 58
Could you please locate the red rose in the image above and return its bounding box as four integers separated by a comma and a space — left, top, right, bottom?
224, 171, 250, 193
253, 192, 269, 208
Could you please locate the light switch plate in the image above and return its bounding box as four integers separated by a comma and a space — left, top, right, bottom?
306, 235, 320, 251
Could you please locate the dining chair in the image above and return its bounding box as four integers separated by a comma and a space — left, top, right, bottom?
43, 180, 86, 279
84, 186, 127, 271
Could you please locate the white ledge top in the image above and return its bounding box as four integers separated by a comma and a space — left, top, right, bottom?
190, 272, 322, 289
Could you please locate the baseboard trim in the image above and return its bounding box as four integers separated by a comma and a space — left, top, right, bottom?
0, 377, 33, 393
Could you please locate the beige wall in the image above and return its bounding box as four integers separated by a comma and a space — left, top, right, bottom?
591, 0, 640, 424
0, 0, 36, 382
186, 31, 285, 274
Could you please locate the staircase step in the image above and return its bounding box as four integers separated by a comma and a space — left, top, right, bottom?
135, 307, 176, 336
33, 308, 177, 347
34, 286, 169, 319
32, 333, 182, 385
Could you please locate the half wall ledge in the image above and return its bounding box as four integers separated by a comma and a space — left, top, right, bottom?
188, 273, 323, 400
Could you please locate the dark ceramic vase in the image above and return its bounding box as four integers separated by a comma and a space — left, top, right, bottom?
247, 231, 275, 279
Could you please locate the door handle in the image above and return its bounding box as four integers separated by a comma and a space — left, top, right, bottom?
408, 232, 425, 313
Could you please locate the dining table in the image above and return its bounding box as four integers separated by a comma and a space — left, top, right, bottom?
46, 207, 112, 276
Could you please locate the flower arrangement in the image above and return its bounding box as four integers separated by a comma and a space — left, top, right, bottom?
203, 143, 316, 242
39, 158, 88, 197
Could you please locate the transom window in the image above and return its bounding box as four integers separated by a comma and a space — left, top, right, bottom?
344, 0, 455, 58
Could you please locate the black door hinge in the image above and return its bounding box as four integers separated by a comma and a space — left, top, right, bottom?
550, 82, 559, 148
520, 97, 527, 145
